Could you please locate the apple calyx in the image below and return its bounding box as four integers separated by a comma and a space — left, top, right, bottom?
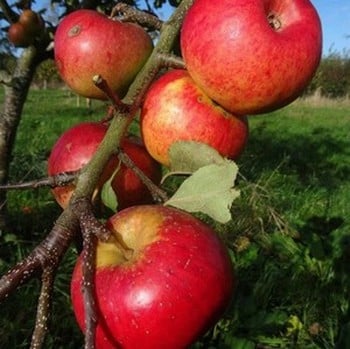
268, 13, 282, 30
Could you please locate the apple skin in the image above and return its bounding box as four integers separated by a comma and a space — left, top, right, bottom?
71, 205, 234, 349
54, 9, 153, 100
19, 9, 44, 36
180, 0, 322, 115
140, 69, 249, 167
7, 22, 33, 47
47, 122, 162, 210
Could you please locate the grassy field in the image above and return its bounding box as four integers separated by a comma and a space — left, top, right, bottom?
0, 87, 350, 348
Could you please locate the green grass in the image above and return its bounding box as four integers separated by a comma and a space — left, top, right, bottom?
0, 88, 350, 348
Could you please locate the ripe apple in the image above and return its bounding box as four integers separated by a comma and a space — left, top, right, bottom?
71, 205, 234, 349
47, 122, 162, 210
54, 9, 153, 100
180, 0, 322, 115
140, 69, 248, 167
19, 9, 44, 36
7, 22, 33, 47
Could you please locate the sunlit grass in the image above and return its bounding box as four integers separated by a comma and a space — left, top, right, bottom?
1, 89, 349, 348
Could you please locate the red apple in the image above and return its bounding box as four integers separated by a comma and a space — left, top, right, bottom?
7, 22, 33, 47
54, 9, 153, 100
71, 205, 234, 349
140, 69, 248, 167
19, 9, 44, 36
47, 122, 162, 210
181, 0, 322, 115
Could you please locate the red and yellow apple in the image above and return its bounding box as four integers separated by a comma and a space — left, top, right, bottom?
54, 9, 153, 99
181, 0, 322, 115
71, 205, 234, 349
47, 122, 162, 210
140, 69, 248, 167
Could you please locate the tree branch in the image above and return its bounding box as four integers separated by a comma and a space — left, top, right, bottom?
0, 2, 195, 348
0, 171, 78, 190
157, 52, 186, 69
118, 150, 168, 203
0, 0, 19, 23
67, 3, 195, 347
0, 209, 79, 302
92, 75, 130, 114
0, 70, 12, 87
30, 267, 55, 349
110, 3, 163, 31
81, 226, 97, 349
72, 0, 195, 203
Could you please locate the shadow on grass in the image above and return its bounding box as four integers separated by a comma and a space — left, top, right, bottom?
239, 121, 350, 190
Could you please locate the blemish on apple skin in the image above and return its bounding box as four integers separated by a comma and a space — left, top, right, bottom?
65, 142, 72, 152
131, 318, 139, 329
68, 24, 81, 37
184, 257, 192, 270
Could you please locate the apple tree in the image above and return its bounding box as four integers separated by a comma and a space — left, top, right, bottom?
0, 0, 329, 348
0, 0, 171, 229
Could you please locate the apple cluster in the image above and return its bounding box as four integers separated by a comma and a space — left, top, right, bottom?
7, 9, 44, 47
51, 1, 322, 347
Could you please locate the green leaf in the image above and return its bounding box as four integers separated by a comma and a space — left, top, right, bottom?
100, 161, 121, 212
3, 233, 18, 243
164, 161, 239, 224
169, 140, 226, 173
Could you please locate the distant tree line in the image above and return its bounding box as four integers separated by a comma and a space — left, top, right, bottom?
305, 50, 350, 98
2, 50, 350, 97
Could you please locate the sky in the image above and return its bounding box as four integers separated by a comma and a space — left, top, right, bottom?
312, 0, 350, 55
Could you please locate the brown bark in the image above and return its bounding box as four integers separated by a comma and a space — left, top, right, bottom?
0, 46, 40, 229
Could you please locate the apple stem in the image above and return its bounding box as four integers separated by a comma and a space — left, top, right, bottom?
99, 106, 115, 124
157, 53, 186, 70
118, 150, 169, 203
110, 3, 163, 31
92, 75, 130, 114
77, 198, 134, 259
267, 13, 282, 30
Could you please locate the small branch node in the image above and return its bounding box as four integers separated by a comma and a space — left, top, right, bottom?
92, 74, 130, 114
